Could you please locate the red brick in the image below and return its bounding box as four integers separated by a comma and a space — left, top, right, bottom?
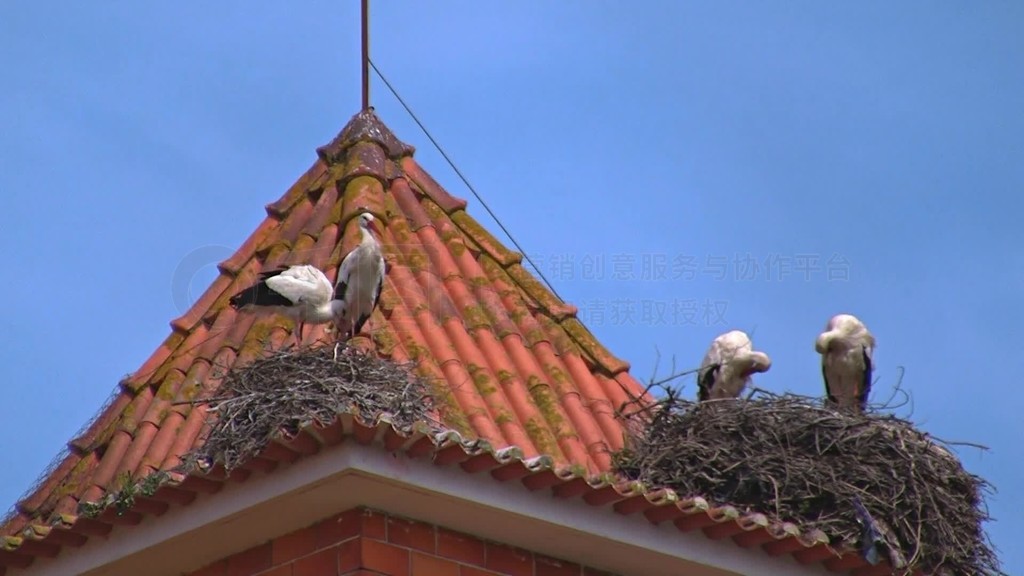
293, 547, 337, 576
387, 516, 436, 553
361, 509, 388, 540
258, 566, 292, 576
361, 538, 409, 576
437, 528, 485, 566
582, 568, 617, 576
338, 537, 363, 572
189, 560, 228, 576
272, 526, 318, 564
461, 567, 501, 576
535, 554, 581, 576
411, 552, 459, 576
485, 542, 532, 576
341, 572, 382, 576
316, 509, 363, 548
228, 542, 273, 576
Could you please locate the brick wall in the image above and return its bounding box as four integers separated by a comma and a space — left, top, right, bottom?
187, 507, 618, 576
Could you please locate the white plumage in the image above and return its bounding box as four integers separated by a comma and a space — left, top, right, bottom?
815, 313, 875, 412
334, 210, 386, 340
229, 264, 343, 347
698, 330, 772, 401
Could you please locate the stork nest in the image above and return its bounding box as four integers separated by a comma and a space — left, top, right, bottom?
613, 389, 1001, 576
183, 343, 436, 473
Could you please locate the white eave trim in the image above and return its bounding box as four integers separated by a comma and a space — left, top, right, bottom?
20, 443, 831, 576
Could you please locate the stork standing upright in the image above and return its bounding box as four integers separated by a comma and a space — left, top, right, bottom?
228, 264, 343, 348
334, 209, 386, 341
815, 313, 875, 412
697, 330, 772, 401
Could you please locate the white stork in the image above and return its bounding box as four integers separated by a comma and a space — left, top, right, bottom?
334, 209, 386, 341
229, 264, 343, 347
697, 330, 772, 401
815, 313, 875, 412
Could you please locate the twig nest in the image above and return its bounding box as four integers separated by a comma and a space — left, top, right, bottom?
182, 343, 436, 472
613, 391, 999, 575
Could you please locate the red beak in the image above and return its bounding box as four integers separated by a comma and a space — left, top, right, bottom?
367, 219, 381, 236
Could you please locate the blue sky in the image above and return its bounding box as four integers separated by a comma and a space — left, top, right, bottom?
2, 2, 1021, 572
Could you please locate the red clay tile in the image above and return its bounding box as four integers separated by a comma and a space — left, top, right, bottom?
501, 338, 590, 466
117, 385, 156, 436
88, 430, 133, 490
265, 160, 327, 218
11, 453, 79, 517
160, 405, 212, 470
143, 410, 185, 471
822, 552, 870, 572
389, 179, 433, 231
169, 274, 236, 336
143, 370, 183, 421
340, 174, 389, 221
274, 196, 316, 249
130, 333, 181, 387
67, 392, 133, 453
117, 421, 159, 478
217, 217, 280, 276
399, 157, 467, 213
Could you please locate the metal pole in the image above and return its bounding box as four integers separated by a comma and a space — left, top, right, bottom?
361, 0, 370, 110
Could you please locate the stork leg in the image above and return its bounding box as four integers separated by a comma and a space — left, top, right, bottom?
294, 320, 304, 349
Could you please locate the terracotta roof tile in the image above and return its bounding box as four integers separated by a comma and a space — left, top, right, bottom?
97, 106, 638, 478
0, 109, 899, 575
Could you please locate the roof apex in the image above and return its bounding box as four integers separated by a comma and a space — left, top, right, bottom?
316, 107, 415, 164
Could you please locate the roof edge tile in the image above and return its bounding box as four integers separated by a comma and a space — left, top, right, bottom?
0, 415, 922, 576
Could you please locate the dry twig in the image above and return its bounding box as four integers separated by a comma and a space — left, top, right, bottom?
182, 344, 436, 472
613, 387, 1001, 576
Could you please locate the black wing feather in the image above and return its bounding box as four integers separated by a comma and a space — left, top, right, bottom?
698, 364, 719, 401
333, 279, 348, 302
859, 346, 873, 411
229, 273, 293, 309
822, 362, 837, 406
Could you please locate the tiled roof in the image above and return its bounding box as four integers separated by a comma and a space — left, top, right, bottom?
0, 110, 902, 575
